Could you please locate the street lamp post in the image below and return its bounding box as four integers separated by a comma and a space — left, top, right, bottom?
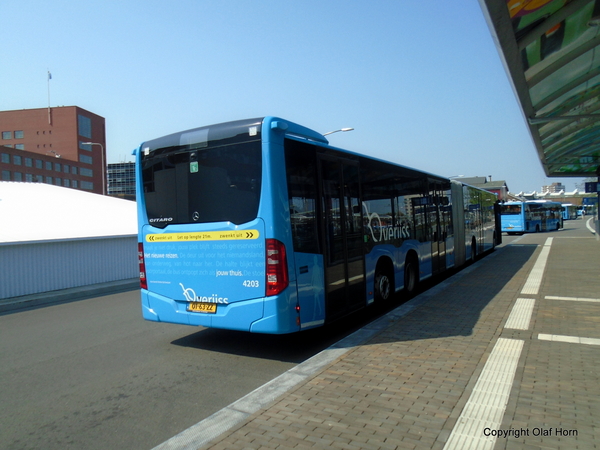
80, 141, 105, 195
323, 127, 354, 136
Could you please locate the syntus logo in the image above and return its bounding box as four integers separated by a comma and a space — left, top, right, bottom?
179, 283, 229, 304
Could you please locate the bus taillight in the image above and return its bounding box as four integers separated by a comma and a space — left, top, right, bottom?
266, 239, 289, 296
138, 243, 148, 290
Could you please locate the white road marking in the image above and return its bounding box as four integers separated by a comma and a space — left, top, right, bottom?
538, 334, 600, 346
505, 298, 535, 330
443, 338, 524, 450
520, 238, 553, 295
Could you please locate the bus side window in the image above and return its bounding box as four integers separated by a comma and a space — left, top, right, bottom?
284, 141, 320, 254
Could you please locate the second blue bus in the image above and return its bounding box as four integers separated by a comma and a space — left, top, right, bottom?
500, 200, 563, 234
561, 204, 578, 220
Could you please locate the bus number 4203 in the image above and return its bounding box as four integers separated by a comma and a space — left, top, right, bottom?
243, 280, 260, 288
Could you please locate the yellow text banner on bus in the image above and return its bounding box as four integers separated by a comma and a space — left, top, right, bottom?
146, 230, 260, 243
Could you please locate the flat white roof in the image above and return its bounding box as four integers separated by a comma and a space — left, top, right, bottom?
0, 182, 137, 243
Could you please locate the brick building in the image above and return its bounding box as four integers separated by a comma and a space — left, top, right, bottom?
0, 106, 106, 195
459, 176, 510, 201
541, 182, 566, 194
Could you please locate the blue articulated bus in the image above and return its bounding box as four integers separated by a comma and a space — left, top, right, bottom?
500, 200, 563, 234
561, 204, 578, 220
134, 117, 499, 334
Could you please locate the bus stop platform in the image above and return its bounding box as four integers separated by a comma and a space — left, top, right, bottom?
157, 218, 599, 450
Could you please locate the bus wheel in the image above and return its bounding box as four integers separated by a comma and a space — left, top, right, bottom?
404, 255, 419, 296
374, 268, 392, 302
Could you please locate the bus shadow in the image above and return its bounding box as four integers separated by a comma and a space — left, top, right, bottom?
171, 245, 538, 361
338, 244, 538, 348
170, 320, 359, 364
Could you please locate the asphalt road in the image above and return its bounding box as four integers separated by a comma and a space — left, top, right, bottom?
0, 284, 404, 450
0, 290, 362, 450
0, 233, 524, 450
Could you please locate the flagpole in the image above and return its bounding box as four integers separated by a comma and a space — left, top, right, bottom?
47, 70, 52, 125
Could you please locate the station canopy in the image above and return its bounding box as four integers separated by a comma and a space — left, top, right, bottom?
480, 0, 600, 177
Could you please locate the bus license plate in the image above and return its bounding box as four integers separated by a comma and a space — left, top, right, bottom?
187, 302, 217, 314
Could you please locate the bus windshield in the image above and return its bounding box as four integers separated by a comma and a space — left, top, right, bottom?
141, 120, 262, 227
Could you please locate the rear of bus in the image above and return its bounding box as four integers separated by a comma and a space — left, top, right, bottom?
500, 202, 525, 234
135, 118, 299, 334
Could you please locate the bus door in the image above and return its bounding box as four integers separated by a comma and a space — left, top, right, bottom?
541, 206, 549, 231
438, 196, 451, 270
428, 186, 448, 275
318, 157, 365, 321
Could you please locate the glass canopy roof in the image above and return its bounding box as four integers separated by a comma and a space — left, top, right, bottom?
479, 0, 600, 177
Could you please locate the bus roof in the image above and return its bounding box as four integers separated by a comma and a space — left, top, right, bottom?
136, 116, 454, 186
503, 200, 562, 205
267, 117, 451, 184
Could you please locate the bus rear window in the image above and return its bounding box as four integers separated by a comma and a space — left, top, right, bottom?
500, 205, 521, 215
141, 126, 262, 227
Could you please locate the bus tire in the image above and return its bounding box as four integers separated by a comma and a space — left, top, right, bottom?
374, 263, 393, 302
404, 254, 419, 296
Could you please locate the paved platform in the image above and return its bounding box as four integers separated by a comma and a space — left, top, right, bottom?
157, 218, 599, 450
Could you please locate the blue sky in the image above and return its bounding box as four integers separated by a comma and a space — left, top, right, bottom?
0, 0, 586, 193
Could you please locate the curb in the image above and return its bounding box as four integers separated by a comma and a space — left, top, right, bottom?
0, 278, 139, 314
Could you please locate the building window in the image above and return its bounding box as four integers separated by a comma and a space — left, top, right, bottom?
15, 144, 24, 150
71, 166, 78, 175
2, 170, 10, 181
35, 160, 43, 169
2, 131, 12, 140
72, 180, 78, 188
13, 155, 21, 165
14, 130, 24, 139
45, 176, 53, 184
79, 154, 93, 164
63, 179, 70, 187
78, 115, 92, 138
64, 164, 70, 173
36, 175, 43, 182
25, 158, 33, 167
55, 178, 61, 185
80, 167, 93, 177
26, 173, 33, 182
14, 172, 22, 181
54, 162, 61, 172
45, 161, 53, 171
1, 153, 9, 163
81, 181, 94, 190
